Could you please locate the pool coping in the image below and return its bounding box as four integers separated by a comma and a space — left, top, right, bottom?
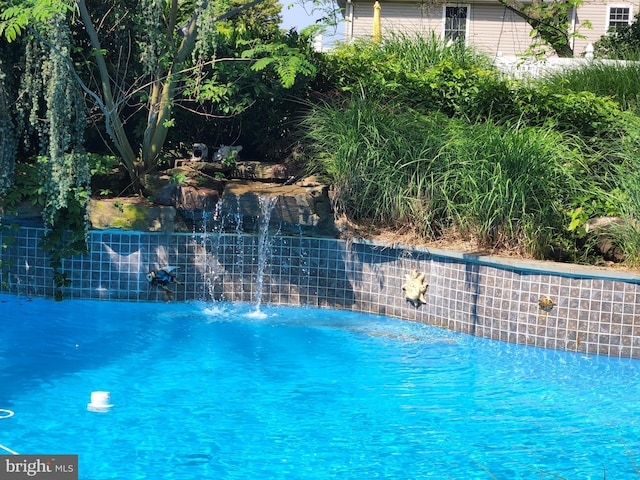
352, 238, 640, 283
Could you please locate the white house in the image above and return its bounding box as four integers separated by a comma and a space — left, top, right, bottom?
339, 0, 640, 57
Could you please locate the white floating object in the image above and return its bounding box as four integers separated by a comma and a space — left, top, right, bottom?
87, 391, 113, 412
0, 409, 14, 419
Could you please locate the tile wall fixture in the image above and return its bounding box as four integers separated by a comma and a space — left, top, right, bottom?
2, 227, 640, 358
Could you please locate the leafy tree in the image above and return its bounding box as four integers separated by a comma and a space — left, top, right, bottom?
594, 12, 640, 58
0, 0, 315, 191
496, 0, 589, 57
226, 0, 283, 39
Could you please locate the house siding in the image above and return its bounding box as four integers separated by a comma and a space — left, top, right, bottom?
573, 1, 637, 54
346, 0, 640, 57
469, 4, 533, 56
349, 1, 535, 56
351, 1, 441, 39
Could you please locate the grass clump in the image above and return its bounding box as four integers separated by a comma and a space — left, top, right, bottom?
300, 34, 640, 266
436, 121, 583, 257
541, 60, 640, 115
605, 127, 640, 266
303, 95, 450, 238
304, 93, 590, 258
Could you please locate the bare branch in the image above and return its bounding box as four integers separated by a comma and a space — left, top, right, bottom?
175, 99, 257, 119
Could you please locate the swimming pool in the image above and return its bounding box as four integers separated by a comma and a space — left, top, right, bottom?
1, 294, 639, 479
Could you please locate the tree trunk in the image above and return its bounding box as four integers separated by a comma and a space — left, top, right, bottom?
77, 0, 141, 188
79, 0, 272, 181
497, 0, 574, 57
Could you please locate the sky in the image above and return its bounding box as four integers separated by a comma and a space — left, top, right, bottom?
279, 1, 320, 31
279, 0, 344, 46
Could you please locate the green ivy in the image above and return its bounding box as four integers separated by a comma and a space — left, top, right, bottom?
39, 189, 89, 301
0, 58, 17, 196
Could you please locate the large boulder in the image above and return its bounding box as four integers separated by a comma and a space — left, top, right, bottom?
170, 160, 292, 182
152, 184, 222, 212
585, 216, 626, 262
142, 171, 224, 227
88, 198, 178, 232
221, 178, 337, 237
229, 161, 291, 181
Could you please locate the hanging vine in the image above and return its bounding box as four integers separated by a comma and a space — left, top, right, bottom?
14, 14, 91, 299
194, 0, 218, 62
0, 58, 17, 197
190, 0, 219, 97
140, 0, 168, 75
39, 14, 90, 226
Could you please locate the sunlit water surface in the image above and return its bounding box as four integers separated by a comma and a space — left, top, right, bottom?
1, 294, 639, 479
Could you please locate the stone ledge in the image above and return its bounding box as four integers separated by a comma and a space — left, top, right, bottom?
88, 199, 178, 232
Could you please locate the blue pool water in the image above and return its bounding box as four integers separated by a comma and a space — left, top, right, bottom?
1, 294, 640, 479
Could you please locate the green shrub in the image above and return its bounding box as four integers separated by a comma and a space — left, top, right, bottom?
541, 61, 640, 115
323, 33, 508, 120
399, 59, 511, 119
509, 86, 625, 137
594, 13, 640, 59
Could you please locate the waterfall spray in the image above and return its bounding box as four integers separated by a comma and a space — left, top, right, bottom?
253, 195, 278, 312
197, 199, 225, 301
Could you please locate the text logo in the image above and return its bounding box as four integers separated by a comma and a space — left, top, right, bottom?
1, 455, 77, 479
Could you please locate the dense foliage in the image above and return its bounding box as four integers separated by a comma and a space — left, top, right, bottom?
302, 35, 640, 265
177, 28, 321, 161
0, 0, 319, 297
594, 12, 640, 59
0, 0, 317, 184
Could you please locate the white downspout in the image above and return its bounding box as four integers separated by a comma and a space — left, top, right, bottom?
569, 5, 577, 52
346, 0, 354, 42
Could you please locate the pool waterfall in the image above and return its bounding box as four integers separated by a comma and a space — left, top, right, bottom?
196, 193, 279, 311
254, 195, 278, 310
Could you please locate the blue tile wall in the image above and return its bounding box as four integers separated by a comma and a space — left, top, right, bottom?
1, 227, 640, 358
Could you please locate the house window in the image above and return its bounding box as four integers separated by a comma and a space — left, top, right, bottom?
443, 5, 469, 42
607, 5, 632, 31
